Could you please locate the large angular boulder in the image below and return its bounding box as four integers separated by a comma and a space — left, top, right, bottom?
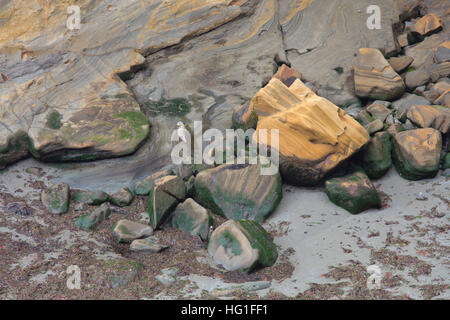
392, 128, 442, 180
407, 105, 449, 134
194, 161, 282, 222
325, 171, 381, 214
171, 199, 212, 241
354, 48, 405, 101
208, 220, 277, 273
134, 169, 173, 196
41, 183, 70, 215
148, 175, 186, 228
232, 65, 369, 186
362, 132, 393, 179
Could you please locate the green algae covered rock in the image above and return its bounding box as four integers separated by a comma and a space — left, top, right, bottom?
194, 161, 282, 222
75, 203, 111, 230
362, 131, 393, 179
444, 153, 450, 170
208, 220, 278, 272
41, 182, 70, 215
171, 198, 212, 240
110, 187, 135, 207
325, 171, 381, 214
73, 190, 109, 205
392, 128, 442, 180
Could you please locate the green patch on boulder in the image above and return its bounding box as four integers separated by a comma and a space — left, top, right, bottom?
362, 132, 393, 179
146, 98, 191, 116
46, 111, 63, 129
443, 153, 450, 170
73, 190, 109, 205
392, 128, 442, 180
325, 171, 381, 214
207, 220, 277, 273
75, 203, 111, 230
110, 188, 134, 207
194, 161, 282, 222
171, 198, 212, 240
41, 183, 70, 215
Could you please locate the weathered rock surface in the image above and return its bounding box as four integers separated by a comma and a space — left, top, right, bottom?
41, 183, 70, 215
234, 66, 369, 186
194, 161, 282, 222
366, 103, 392, 123
110, 188, 134, 207
0, 0, 256, 168
113, 219, 153, 243
435, 41, 450, 63
148, 176, 186, 228
208, 220, 277, 272
1, 0, 436, 173
392, 93, 431, 116
171, 199, 212, 241
354, 48, 405, 101
389, 56, 414, 73
409, 13, 443, 39
134, 169, 173, 196
130, 236, 168, 253
75, 203, 111, 230
404, 69, 430, 91
325, 171, 381, 214
393, 128, 442, 180
407, 105, 450, 134
362, 132, 393, 179
73, 190, 109, 205
365, 119, 384, 135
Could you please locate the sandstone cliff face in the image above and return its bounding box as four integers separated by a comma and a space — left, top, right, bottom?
234, 65, 369, 186
1, 0, 448, 173
0, 0, 253, 168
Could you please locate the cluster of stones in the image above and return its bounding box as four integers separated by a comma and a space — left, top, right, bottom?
41, 159, 282, 273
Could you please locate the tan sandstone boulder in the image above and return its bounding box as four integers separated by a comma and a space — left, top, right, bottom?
406, 105, 449, 134
233, 65, 369, 186
354, 48, 405, 101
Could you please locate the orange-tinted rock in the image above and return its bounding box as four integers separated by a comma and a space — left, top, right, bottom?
412, 14, 443, 37
406, 105, 449, 134
234, 65, 369, 186
354, 48, 405, 101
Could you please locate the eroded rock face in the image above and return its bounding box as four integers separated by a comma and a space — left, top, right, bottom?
194, 161, 282, 222
393, 128, 442, 180
234, 66, 369, 186
354, 48, 405, 101
208, 220, 277, 272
